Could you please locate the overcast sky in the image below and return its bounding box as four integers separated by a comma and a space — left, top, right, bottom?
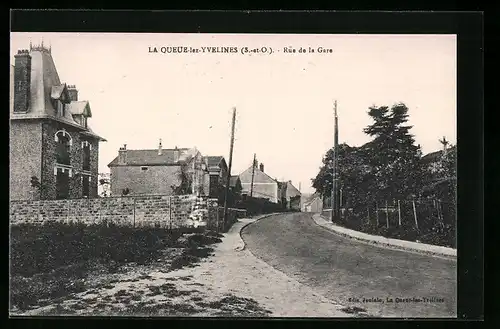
10, 33, 456, 194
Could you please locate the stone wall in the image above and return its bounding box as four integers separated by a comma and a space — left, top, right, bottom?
9, 195, 245, 231
9, 120, 43, 200
110, 165, 181, 196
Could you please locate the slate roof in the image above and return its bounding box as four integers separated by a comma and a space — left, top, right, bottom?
108, 148, 190, 167
239, 165, 278, 185
10, 46, 105, 141
50, 84, 69, 100
204, 156, 224, 168
68, 101, 92, 117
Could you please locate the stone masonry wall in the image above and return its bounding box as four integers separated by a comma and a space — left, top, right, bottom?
9, 195, 246, 230
9, 120, 43, 200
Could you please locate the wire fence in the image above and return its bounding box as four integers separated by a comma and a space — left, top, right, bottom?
322, 197, 456, 248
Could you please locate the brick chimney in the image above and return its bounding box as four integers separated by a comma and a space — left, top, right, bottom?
158, 139, 162, 155
259, 163, 264, 172
67, 85, 78, 101
118, 144, 127, 165
13, 49, 32, 113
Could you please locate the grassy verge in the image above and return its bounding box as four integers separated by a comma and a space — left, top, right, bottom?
321, 211, 456, 248
10, 222, 223, 312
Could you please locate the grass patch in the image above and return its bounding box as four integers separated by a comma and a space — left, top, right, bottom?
195, 294, 272, 316
10, 223, 222, 312
146, 283, 194, 298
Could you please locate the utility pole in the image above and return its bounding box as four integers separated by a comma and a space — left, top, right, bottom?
331, 100, 340, 222
250, 153, 256, 197
223, 107, 237, 223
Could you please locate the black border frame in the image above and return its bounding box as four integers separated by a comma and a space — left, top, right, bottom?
6, 9, 484, 326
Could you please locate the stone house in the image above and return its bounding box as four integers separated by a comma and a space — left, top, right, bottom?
239, 162, 280, 203
108, 141, 211, 197
238, 162, 302, 209
9, 44, 106, 200
203, 156, 228, 198
302, 193, 323, 212
284, 180, 302, 210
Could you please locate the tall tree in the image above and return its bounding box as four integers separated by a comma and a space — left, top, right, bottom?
312, 143, 371, 207
362, 103, 423, 201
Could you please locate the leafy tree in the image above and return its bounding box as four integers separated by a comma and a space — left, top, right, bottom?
171, 164, 192, 195
312, 143, 371, 207
421, 144, 457, 203
362, 103, 423, 201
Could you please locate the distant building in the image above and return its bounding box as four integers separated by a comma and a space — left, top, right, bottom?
203, 156, 228, 198
9, 44, 106, 200
239, 162, 280, 203
285, 180, 301, 211
302, 193, 323, 212
108, 142, 207, 196
238, 162, 301, 209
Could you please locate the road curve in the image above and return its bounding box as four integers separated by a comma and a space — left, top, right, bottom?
241, 212, 457, 318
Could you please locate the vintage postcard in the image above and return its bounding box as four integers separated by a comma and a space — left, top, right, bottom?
10, 31, 458, 318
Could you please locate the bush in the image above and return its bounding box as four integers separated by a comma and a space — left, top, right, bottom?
326, 205, 455, 248
10, 222, 182, 277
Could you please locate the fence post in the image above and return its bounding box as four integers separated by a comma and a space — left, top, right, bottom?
375, 202, 379, 226
412, 199, 418, 230
385, 200, 389, 229
397, 200, 402, 227
133, 197, 136, 228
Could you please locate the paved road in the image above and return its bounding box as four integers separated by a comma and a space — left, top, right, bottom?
241, 212, 457, 318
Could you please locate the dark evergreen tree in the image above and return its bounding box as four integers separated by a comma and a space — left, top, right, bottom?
362, 103, 423, 201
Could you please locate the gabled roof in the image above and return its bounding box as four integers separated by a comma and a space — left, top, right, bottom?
239, 165, 278, 185
203, 155, 224, 167
229, 175, 241, 188
286, 181, 301, 197
50, 84, 70, 102
108, 148, 191, 167
68, 101, 92, 117
303, 193, 321, 206
10, 47, 105, 142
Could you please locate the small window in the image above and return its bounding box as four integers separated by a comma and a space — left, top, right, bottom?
141, 166, 148, 171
